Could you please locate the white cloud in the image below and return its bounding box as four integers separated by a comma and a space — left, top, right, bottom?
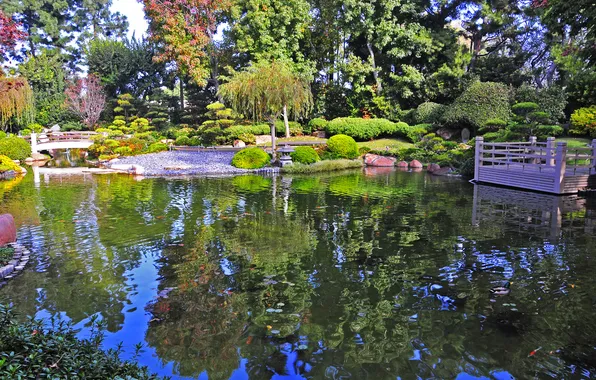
110, 0, 148, 39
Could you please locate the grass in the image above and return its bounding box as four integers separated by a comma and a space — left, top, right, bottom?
258, 136, 327, 146
281, 159, 363, 174
357, 138, 414, 152
0, 247, 14, 264
557, 136, 592, 149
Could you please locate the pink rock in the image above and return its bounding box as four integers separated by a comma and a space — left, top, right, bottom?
364, 167, 395, 176
409, 160, 423, 168
233, 140, 246, 148
431, 167, 453, 176
364, 154, 396, 167
397, 161, 408, 168
0, 214, 16, 246
427, 163, 441, 173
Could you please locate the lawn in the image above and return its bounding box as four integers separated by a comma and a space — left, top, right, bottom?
257, 136, 327, 146
357, 138, 414, 151
557, 136, 593, 149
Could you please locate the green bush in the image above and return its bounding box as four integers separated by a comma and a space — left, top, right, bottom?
404, 124, 430, 143
275, 121, 303, 136
290, 146, 320, 164
412, 102, 445, 124
62, 121, 85, 131
0, 154, 21, 173
0, 132, 6, 140
512, 102, 539, 118
231, 147, 270, 169
175, 135, 191, 146
327, 134, 359, 159
515, 84, 567, 121
308, 118, 329, 133
326, 118, 401, 140
0, 304, 158, 379
147, 142, 168, 153
226, 124, 271, 139
0, 137, 32, 161
114, 146, 133, 156
442, 81, 511, 129
200, 127, 225, 146
237, 133, 256, 145
570, 106, 596, 137
479, 118, 508, 134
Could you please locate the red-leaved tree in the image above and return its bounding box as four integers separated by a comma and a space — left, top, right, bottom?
0, 10, 26, 63
65, 75, 107, 130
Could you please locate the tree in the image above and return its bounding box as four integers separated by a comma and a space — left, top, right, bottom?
219, 60, 312, 153
65, 75, 107, 129
142, 0, 230, 86
0, 10, 26, 63
0, 76, 35, 132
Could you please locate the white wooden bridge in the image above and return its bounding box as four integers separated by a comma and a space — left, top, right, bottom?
473, 136, 596, 194
23, 132, 98, 153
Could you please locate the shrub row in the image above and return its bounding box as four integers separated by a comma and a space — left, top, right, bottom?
325, 118, 408, 141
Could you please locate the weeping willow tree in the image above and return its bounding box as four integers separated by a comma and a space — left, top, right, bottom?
0, 76, 35, 132
218, 60, 312, 153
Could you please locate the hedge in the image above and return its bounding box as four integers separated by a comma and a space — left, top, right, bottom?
442, 81, 511, 129
325, 118, 405, 140
0, 137, 32, 161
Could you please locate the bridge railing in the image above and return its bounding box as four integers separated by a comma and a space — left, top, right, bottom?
23, 131, 98, 143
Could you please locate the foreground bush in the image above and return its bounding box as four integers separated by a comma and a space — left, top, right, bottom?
0, 304, 158, 379
291, 146, 320, 164
281, 159, 363, 174
231, 147, 270, 169
0, 137, 32, 161
327, 134, 360, 159
326, 118, 403, 140
0, 155, 21, 173
442, 81, 511, 129
570, 106, 596, 137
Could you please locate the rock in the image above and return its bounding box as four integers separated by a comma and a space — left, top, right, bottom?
431, 167, 453, 176
50, 124, 61, 132
427, 163, 441, 173
109, 158, 120, 165
0, 171, 16, 180
364, 167, 395, 176
0, 214, 16, 246
15, 265, 24, 271
130, 164, 145, 176
233, 140, 246, 148
31, 153, 50, 162
364, 154, 396, 167
255, 135, 271, 145
397, 161, 409, 168
409, 160, 423, 168
24, 157, 34, 163
436, 128, 458, 140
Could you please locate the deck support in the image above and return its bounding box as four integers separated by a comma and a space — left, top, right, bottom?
31, 133, 38, 154
553, 142, 567, 194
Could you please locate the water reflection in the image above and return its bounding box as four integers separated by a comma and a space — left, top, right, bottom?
0, 171, 595, 379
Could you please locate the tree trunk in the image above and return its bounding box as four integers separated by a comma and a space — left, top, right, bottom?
179, 77, 185, 112
283, 105, 290, 138
270, 119, 277, 161
366, 41, 382, 95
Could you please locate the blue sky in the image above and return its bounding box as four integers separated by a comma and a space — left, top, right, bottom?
110, 0, 148, 39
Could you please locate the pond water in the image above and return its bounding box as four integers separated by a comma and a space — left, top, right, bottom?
1, 168, 596, 379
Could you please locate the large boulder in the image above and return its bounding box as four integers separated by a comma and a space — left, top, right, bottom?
364, 153, 396, 167
427, 163, 441, 173
0, 214, 16, 246
410, 160, 423, 168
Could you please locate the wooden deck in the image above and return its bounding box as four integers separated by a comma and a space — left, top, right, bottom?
473, 136, 596, 194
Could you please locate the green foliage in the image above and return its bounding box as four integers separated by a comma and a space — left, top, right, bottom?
231, 147, 270, 169
412, 102, 445, 125
61, 121, 85, 131
175, 136, 191, 146
515, 85, 567, 121
325, 118, 402, 141
480, 118, 508, 133
280, 159, 363, 173
442, 81, 511, 129
512, 102, 539, 118
327, 134, 359, 159
147, 142, 168, 153
0, 304, 158, 379
570, 106, 596, 137
0, 246, 14, 263
307, 118, 328, 133
237, 133, 256, 145
0, 154, 21, 173
290, 146, 320, 164
0, 137, 32, 161
404, 124, 430, 143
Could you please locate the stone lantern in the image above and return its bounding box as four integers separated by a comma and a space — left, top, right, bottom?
277, 145, 295, 167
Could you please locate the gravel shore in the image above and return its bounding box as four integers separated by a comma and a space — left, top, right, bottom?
109, 151, 276, 177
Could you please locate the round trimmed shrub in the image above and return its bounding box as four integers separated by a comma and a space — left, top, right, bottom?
413, 102, 445, 124
327, 134, 359, 159
291, 146, 320, 164
175, 135, 191, 146
0, 137, 32, 161
570, 106, 596, 137
232, 147, 270, 169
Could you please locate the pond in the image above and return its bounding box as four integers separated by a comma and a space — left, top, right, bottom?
1, 168, 595, 379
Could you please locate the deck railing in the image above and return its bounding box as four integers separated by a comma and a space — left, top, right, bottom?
474, 136, 596, 194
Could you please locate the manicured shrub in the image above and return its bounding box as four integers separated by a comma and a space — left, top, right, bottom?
0, 137, 32, 161
226, 124, 271, 140
0, 304, 158, 379
480, 118, 508, 133
515, 84, 567, 121
442, 81, 511, 129
404, 124, 429, 143
412, 102, 446, 124
291, 146, 320, 164
570, 106, 596, 137
326, 118, 401, 140
175, 135, 191, 146
512, 102, 539, 118
237, 133, 256, 145
189, 136, 202, 146
0, 154, 21, 173
114, 146, 133, 156
147, 142, 168, 153
231, 147, 270, 169
308, 118, 329, 133
327, 134, 359, 159
62, 121, 85, 131
200, 127, 225, 146
275, 121, 303, 136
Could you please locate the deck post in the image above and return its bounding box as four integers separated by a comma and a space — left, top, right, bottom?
474, 136, 484, 182
553, 142, 567, 194
528, 136, 537, 164
31, 132, 38, 154
591, 139, 596, 175
546, 137, 555, 167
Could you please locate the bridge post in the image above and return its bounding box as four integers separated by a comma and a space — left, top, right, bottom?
553, 142, 567, 194
31, 133, 38, 154
529, 136, 537, 164
546, 137, 555, 167
591, 139, 596, 175
474, 136, 484, 182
